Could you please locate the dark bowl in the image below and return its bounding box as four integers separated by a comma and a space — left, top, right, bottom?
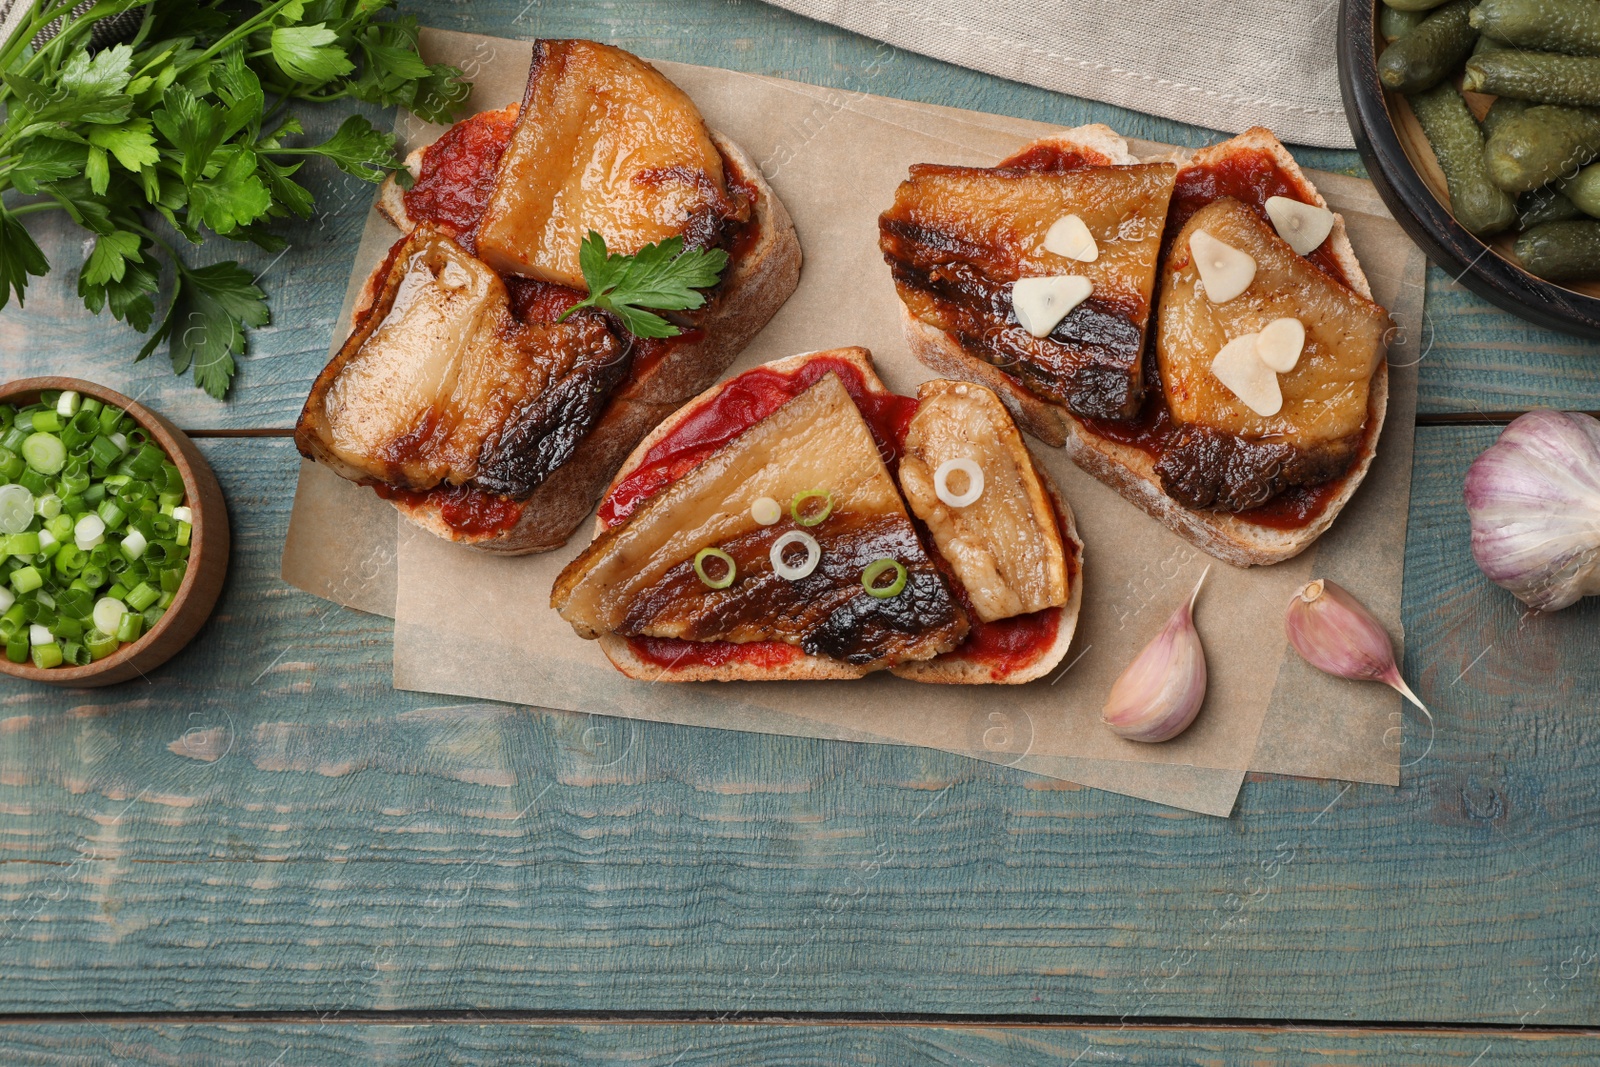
1338, 0, 1600, 338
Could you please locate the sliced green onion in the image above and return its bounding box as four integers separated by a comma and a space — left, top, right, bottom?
125, 582, 159, 611
115, 612, 143, 643
0, 484, 33, 534
693, 547, 737, 590
176, 520, 192, 548
74, 513, 106, 550
861, 559, 908, 599
10, 566, 42, 594
0, 447, 21, 480
5, 636, 26, 663
21, 432, 65, 475
770, 530, 821, 581
7, 531, 40, 555
30, 642, 63, 669
92, 597, 127, 636
790, 489, 835, 527
28, 410, 60, 433
0, 586, 12, 613
121, 528, 148, 560
29, 622, 51, 646
61, 641, 90, 667
85, 629, 119, 660
171, 506, 193, 524
55, 391, 79, 418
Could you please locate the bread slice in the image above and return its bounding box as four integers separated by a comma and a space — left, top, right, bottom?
896, 125, 1387, 567
352, 128, 799, 554
578, 348, 1083, 683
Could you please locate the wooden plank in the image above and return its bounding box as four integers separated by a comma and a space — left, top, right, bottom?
2, 431, 1598, 1024
0, 1022, 1597, 1065
4, 0, 1592, 424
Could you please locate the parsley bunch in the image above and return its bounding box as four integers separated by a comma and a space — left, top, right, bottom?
0, 0, 470, 397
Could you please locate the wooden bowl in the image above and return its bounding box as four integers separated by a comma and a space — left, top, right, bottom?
0, 377, 230, 687
1338, 0, 1600, 338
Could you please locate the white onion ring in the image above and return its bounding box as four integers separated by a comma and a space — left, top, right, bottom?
934, 458, 984, 508
770, 530, 821, 581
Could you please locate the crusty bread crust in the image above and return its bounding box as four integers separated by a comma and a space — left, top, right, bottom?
357, 130, 800, 554
582, 348, 1084, 684
895, 125, 1389, 568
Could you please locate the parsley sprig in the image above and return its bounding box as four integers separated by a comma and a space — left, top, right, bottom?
558, 230, 730, 339
0, 0, 471, 397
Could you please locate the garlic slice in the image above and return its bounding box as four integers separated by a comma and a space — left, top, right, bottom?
1211, 334, 1282, 417
1189, 230, 1256, 303
1255, 317, 1306, 373
1264, 195, 1335, 256
1043, 214, 1099, 263
1011, 275, 1093, 338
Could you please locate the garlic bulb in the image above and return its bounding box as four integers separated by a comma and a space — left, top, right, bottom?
1463, 410, 1600, 612
1285, 579, 1426, 712
1102, 568, 1209, 743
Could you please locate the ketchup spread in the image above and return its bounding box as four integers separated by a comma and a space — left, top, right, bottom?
998, 143, 1106, 173
402, 105, 519, 244
628, 636, 799, 670
372, 482, 522, 537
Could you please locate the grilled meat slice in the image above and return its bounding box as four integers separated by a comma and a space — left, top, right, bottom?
1155, 197, 1390, 511
295, 227, 623, 497
898, 380, 1068, 623
552, 373, 966, 668
475, 39, 751, 288
879, 161, 1175, 420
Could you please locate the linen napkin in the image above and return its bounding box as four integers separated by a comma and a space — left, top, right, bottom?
759, 0, 1355, 149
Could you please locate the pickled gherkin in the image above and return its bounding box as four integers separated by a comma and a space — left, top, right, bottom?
1514, 220, 1600, 281
1409, 84, 1518, 235
1464, 51, 1600, 108
1470, 0, 1600, 58
1379, 0, 1478, 94
1484, 105, 1600, 193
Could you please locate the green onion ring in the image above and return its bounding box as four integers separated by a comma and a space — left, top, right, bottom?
861, 558, 907, 599
694, 547, 737, 589
790, 489, 834, 527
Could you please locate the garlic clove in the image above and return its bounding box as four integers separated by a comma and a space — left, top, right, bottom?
1464, 410, 1600, 612
1285, 579, 1427, 712
1255, 317, 1306, 373
1011, 275, 1093, 338
1265, 195, 1335, 256
1102, 567, 1210, 743
1210, 334, 1282, 417
1044, 214, 1099, 262
1189, 230, 1256, 303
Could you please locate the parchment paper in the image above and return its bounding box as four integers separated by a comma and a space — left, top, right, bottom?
281, 30, 1424, 814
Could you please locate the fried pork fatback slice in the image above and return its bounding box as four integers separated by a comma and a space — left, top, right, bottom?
551, 373, 966, 668
295, 227, 623, 495
474, 39, 750, 288
898, 380, 1068, 624
1155, 197, 1390, 512
879, 162, 1175, 420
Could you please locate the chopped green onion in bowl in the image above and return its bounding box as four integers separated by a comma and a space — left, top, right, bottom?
0, 391, 191, 670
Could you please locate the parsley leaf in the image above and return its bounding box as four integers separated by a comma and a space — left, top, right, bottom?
0, 204, 50, 311
271, 25, 356, 85
558, 232, 730, 339
167, 262, 270, 399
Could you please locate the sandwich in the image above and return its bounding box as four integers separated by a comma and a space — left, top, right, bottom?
551, 349, 1083, 683
881, 124, 1391, 567
296, 40, 800, 554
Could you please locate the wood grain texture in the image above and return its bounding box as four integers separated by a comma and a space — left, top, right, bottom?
0, 434, 1596, 1025
2, 0, 1596, 424
0, 1022, 1597, 1065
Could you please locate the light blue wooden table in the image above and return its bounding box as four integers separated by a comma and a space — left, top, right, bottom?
2, 2, 1598, 1062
